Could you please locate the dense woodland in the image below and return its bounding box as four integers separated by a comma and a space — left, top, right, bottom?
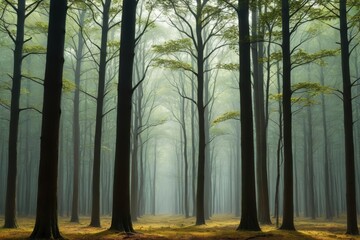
0, 0, 360, 239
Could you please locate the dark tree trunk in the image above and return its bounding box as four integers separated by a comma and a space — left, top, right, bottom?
251, 0, 271, 225
236, 0, 260, 231
70, 8, 86, 224
90, 0, 111, 228
339, 0, 359, 235
29, 0, 67, 238
195, 0, 206, 226
4, 0, 26, 228
110, 0, 137, 232
279, 0, 295, 231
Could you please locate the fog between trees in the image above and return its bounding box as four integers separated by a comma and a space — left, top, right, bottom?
0, 0, 360, 237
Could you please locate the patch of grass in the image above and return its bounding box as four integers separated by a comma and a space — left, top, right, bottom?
0, 215, 359, 239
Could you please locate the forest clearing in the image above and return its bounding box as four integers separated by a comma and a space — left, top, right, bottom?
0, 215, 359, 240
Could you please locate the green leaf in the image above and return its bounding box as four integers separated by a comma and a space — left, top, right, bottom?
212, 111, 240, 126
154, 58, 192, 72
216, 63, 239, 71
23, 45, 46, 54
152, 38, 192, 54
62, 79, 76, 92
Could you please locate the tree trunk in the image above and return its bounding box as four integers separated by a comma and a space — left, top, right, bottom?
307, 104, 316, 219
195, 0, 206, 226
339, 0, 359, 235
251, 0, 271, 225
70, 8, 86, 223
29, 0, 67, 237
110, 0, 137, 232
279, 0, 295, 231
90, 0, 111, 228
180, 95, 190, 218
152, 141, 157, 216
4, 0, 26, 228
320, 68, 333, 218
237, 0, 260, 231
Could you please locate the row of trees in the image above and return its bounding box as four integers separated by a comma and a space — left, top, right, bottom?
0, 0, 359, 238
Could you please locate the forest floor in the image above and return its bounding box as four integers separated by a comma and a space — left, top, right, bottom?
0, 214, 360, 239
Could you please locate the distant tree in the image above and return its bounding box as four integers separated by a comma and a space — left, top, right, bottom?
83, 0, 121, 228
1, 0, 43, 228
251, 0, 271, 225
110, 0, 137, 232
67, 6, 87, 224
154, 0, 228, 225
29, 0, 67, 238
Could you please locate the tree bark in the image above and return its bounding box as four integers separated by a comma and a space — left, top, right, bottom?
195, 0, 206, 226
237, 0, 260, 231
4, 0, 26, 228
279, 0, 295, 231
339, 0, 359, 235
29, 0, 67, 238
251, 0, 271, 225
110, 0, 137, 232
70, 8, 86, 224
90, 0, 111, 228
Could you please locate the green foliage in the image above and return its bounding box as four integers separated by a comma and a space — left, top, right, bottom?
20, 87, 30, 95
107, 40, 120, 48
0, 98, 10, 108
27, 21, 48, 34
23, 45, 46, 54
223, 25, 238, 44
152, 38, 192, 54
211, 111, 240, 126
154, 58, 192, 72
216, 63, 239, 71
292, 82, 334, 94
270, 82, 334, 106
62, 79, 76, 93
292, 49, 339, 67
269, 93, 316, 106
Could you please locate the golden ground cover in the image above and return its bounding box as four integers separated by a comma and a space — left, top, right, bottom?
0, 215, 359, 239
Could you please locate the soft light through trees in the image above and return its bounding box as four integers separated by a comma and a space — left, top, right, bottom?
0, 0, 360, 238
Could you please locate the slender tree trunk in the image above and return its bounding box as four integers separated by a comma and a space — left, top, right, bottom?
152, 141, 157, 216
191, 79, 196, 217
237, 0, 260, 231
180, 95, 190, 218
274, 62, 282, 227
251, 0, 271, 225
131, 98, 139, 221
29, 0, 67, 237
110, 0, 137, 232
339, 0, 359, 235
279, 0, 295, 231
307, 105, 316, 219
321, 94, 333, 220
195, 0, 206, 226
303, 119, 309, 218
4, 0, 26, 228
70, 9, 86, 223
90, 0, 111, 227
